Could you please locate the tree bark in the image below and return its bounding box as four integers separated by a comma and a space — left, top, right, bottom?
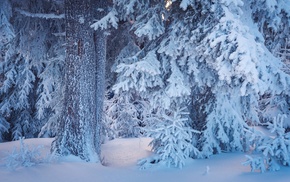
93, 0, 108, 159
52, 0, 100, 161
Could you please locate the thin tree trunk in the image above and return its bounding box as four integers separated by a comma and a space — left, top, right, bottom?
93, 0, 108, 159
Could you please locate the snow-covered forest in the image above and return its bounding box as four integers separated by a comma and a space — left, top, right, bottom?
1, 0, 290, 173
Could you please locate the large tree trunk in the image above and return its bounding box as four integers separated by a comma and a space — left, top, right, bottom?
52, 0, 101, 161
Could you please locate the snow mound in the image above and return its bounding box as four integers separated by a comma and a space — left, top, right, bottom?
101, 138, 152, 167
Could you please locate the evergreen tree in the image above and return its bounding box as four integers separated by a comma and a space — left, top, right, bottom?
145, 107, 200, 168
0, 0, 13, 141
252, 0, 290, 126
112, 0, 290, 166
244, 114, 290, 172
0, 0, 64, 141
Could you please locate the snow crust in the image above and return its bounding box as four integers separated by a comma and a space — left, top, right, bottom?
0, 138, 290, 182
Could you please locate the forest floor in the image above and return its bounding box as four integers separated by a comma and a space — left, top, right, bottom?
0, 137, 289, 182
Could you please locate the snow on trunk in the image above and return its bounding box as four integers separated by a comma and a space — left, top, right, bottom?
52, 0, 102, 162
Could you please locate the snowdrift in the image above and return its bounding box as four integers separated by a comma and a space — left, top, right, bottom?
0, 138, 290, 182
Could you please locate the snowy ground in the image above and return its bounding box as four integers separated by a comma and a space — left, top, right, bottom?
0, 138, 290, 182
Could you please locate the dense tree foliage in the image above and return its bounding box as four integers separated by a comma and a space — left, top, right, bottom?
0, 0, 290, 168
111, 0, 290, 167
0, 0, 64, 141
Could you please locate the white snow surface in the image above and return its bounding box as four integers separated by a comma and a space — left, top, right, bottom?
101, 138, 152, 167
0, 138, 290, 182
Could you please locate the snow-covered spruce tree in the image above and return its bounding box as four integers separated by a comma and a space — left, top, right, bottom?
142, 107, 200, 168
99, 14, 147, 140
244, 114, 290, 172
250, 0, 290, 128
0, 0, 65, 141
103, 91, 151, 139
0, 47, 36, 140
0, 0, 14, 55
104, 39, 154, 139
14, 0, 65, 139
0, 0, 37, 141
276, 38, 290, 75
250, 0, 290, 54
163, 0, 290, 157
112, 0, 201, 168
113, 50, 197, 168
187, 0, 290, 156
112, 49, 165, 128
113, 0, 290, 165
259, 39, 290, 129
52, 0, 108, 161
0, 0, 13, 141
37, 39, 65, 138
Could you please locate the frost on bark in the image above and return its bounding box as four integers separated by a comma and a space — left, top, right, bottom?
93, 0, 108, 156
52, 0, 101, 161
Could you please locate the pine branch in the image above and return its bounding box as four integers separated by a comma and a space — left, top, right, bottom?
52, 32, 66, 37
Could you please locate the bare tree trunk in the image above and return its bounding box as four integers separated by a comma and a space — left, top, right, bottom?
93, 0, 108, 159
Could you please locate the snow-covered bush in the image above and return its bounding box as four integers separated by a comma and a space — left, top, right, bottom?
4, 137, 46, 170
103, 92, 151, 139
244, 114, 290, 172
140, 107, 200, 169
243, 155, 269, 173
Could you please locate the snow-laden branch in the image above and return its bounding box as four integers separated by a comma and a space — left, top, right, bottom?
52, 32, 65, 37
16, 8, 64, 19
90, 9, 118, 30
